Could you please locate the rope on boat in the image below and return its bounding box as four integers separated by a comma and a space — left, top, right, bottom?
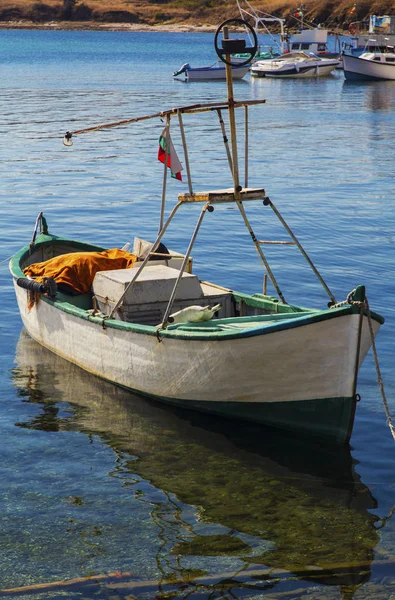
332, 290, 395, 442
0, 253, 16, 266
364, 297, 395, 441
329, 288, 358, 308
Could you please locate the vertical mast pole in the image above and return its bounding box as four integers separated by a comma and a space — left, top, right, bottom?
216, 108, 233, 175
224, 26, 241, 202
159, 114, 171, 232
223, 24, 286, 303
177, 110, 193, 196
244, 105, 248, 188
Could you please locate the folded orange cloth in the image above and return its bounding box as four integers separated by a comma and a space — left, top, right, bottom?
24, 248, 137, 295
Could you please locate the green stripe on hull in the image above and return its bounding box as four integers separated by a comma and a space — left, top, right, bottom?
139, 394, 356, 445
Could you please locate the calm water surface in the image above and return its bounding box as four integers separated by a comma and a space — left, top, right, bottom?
0, 29, 395, 598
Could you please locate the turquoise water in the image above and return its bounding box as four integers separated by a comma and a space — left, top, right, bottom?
1, 28, 395, 598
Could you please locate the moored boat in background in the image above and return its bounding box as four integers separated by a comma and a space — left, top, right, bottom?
288, 26, 341, 59
236, 0, 340, 60
343, 48, 395, 80
251, 51, 340, 78
173, 61, 250, 81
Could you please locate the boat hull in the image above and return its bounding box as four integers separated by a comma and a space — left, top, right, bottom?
185, 65, 249, 81
13, 281, 380, 444
343, 53, 395, 80
252, 62, 338, 78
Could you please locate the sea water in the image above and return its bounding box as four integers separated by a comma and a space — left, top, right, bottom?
0, 28, 395, 598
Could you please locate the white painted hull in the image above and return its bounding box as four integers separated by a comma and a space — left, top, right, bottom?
343, 53, 395, 80
185, 65, 249, 81
14, 282, 378, 407
266, 63, 337, 78
252, 57, 339, 78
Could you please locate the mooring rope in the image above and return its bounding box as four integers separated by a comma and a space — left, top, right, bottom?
333, 290, 395, 441
0, 253, 15, 266
364, 297, 395, 441
329, 288, 356, 309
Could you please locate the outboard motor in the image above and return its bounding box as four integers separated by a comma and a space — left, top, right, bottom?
173, 63, 190, 77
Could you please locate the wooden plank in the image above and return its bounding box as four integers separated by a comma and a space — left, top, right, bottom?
70, 99, 267, 137
178, 187, 266, 203
0, 572, 133, 597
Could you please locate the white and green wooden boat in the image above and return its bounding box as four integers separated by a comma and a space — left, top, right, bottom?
9, 21, 384, 445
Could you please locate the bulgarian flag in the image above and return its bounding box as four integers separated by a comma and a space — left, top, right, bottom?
158, 128, 183, 181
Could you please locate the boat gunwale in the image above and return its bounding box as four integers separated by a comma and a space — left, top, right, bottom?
9, 234, 385, 341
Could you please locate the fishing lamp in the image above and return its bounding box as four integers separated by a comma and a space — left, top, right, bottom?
63, 131, 73, 147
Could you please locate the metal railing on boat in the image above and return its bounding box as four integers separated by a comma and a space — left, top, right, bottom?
61, 20, 337, 324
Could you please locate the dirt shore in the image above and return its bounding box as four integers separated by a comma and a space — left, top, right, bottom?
0, 19, 219, 32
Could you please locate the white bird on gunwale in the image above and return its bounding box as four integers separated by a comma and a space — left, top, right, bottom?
168, 304, 222, 324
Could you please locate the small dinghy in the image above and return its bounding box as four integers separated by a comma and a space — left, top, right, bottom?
173, 61, 250, 81
10, 20, 384, 444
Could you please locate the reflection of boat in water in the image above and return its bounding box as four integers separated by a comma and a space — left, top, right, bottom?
364, 81, 395, 110
13, 329, 380, 594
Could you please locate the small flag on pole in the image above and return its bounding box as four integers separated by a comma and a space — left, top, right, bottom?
158, 128, 183, 181
294, 8, 303, 18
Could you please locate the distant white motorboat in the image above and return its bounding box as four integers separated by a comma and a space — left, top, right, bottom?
173, 61, 249, 81
251, 51, 340, 78
343, 49, 395, 80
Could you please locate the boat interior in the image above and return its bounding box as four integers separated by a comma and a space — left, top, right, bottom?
21, 236, 312, 328
18, 93, 333, 332
272, 51, 330, 63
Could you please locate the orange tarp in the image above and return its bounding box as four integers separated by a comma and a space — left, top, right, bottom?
24, 248, 137, 294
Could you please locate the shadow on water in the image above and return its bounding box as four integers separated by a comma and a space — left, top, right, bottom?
10, 329, 383, 599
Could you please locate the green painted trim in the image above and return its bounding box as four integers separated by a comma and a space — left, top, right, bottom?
233, 291, 314, 314
10, 234, 385, 341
